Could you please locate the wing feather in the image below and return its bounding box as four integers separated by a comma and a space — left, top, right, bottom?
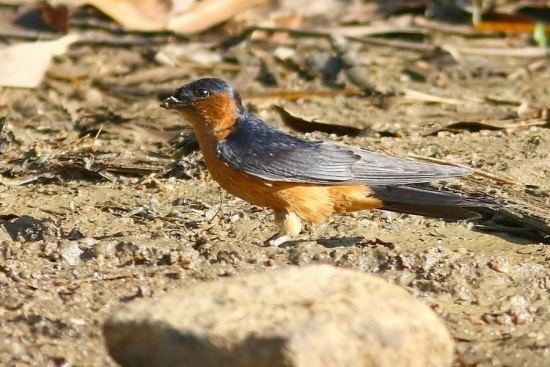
217, 115, 471, 186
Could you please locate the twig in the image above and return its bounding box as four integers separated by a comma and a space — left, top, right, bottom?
70, 17, 178, 37
407, 154, 517, 185
101, 64, 238, 87
502, 119, 550, 129
347, 35, 436, 52
92, 124, 103, 151
244, 88, 365, 101
0, 174, 54, 186
248, 26, 438, 52
330, 25, 427, 37
403, 88, 481, 105
414, 16, 496, 37
451, 46, 550, 58
207, 190, 225, 223
78, 33, 174, 47
507, 59, 548, 80
0, 29, 60, 41
72, 271, 159, 284
0, 29, 174, 46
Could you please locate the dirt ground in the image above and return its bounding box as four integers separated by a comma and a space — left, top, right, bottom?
1, 6, 550, 367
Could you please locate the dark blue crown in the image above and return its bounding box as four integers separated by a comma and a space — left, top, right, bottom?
174, 77, 243, 111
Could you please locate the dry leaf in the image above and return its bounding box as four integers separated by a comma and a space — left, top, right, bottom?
53, 0, 264, 33
15, 2, 69, 32
424, 121, 505, 136
155, 43, 221, 67
0, 33, 80, 88
83, 0, 175, 31
168, 0, 266, 34
424, 119, 550, 136
274, 105, 362, 136
474, 13, 550, 34
41, 2, 70, 32
403, 88, 480, 105
279, 0, 343, 17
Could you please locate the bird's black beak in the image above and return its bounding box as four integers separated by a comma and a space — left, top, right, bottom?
160, 96, 185, 110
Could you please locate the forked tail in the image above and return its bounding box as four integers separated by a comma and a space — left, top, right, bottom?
372, 184, 549, 242
372, 184, 497, 221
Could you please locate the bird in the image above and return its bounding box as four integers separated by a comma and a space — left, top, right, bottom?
161, 77, 499, 246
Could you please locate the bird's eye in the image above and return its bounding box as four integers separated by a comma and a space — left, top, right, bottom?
194, 88, 209, 98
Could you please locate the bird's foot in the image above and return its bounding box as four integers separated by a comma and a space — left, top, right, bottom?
263, 232, 290, 247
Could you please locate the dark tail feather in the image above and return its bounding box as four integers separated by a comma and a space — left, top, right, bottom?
372, 184, 550, 242
373, 184, 497, 221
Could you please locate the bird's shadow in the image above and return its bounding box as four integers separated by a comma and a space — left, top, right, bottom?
279, 237, 364, 249
279, 236, 394, 249
279, 228, 549, 249
316, 236, 366, 248
472, 226, 549, 245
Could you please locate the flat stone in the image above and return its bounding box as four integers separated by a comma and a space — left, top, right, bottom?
103, 265, 454, 367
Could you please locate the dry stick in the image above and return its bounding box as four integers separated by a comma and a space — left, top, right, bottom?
78, 33, 173, 47
453, 46, 550, 58
403, 88, 481, 105
348, 34, 436, 52
249, 26, 438, 52
168, 0, 267, 34
413, 16, 496, 37
69, 17, 177, 36
507, 59, 548, 80
207, 190, 225, 223
244, 88, 365, 101
330, 25, 427, 37
0, 29, 173, 46
0, 175, 51, 186
407, 154, 517, 185
1, 25, 437, 51
502, 119, 549, 129
103, 63, 239, 87
0, 29, 60, 41
72, 271, 157, 284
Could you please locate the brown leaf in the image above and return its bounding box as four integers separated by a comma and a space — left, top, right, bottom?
168, 0, 266, 34
0, 34, 79, 88
474, 13, 550, 34
84, 0, 175, 31
246, 88, 364, 101
279, 0, 343, 17
56, 0, 265, 33
41, 2, 70, 33
424, 121, 505, 136
426, 118, 550, 136
274, 105, 362, 136
15, 2, 69, 33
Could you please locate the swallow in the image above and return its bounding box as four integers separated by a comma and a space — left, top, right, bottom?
161, 78, 498, 246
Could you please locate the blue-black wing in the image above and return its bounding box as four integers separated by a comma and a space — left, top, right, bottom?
217, 114, 472, 186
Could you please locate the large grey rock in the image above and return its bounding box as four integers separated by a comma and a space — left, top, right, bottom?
104, 265, 454, 367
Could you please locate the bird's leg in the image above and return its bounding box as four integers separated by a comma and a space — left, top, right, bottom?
264, 211, 302, 246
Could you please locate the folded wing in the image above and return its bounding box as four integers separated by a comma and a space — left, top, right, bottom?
217, 115, 471, 186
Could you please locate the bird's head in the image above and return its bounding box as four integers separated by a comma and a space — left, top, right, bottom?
161, 78, 244, 139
